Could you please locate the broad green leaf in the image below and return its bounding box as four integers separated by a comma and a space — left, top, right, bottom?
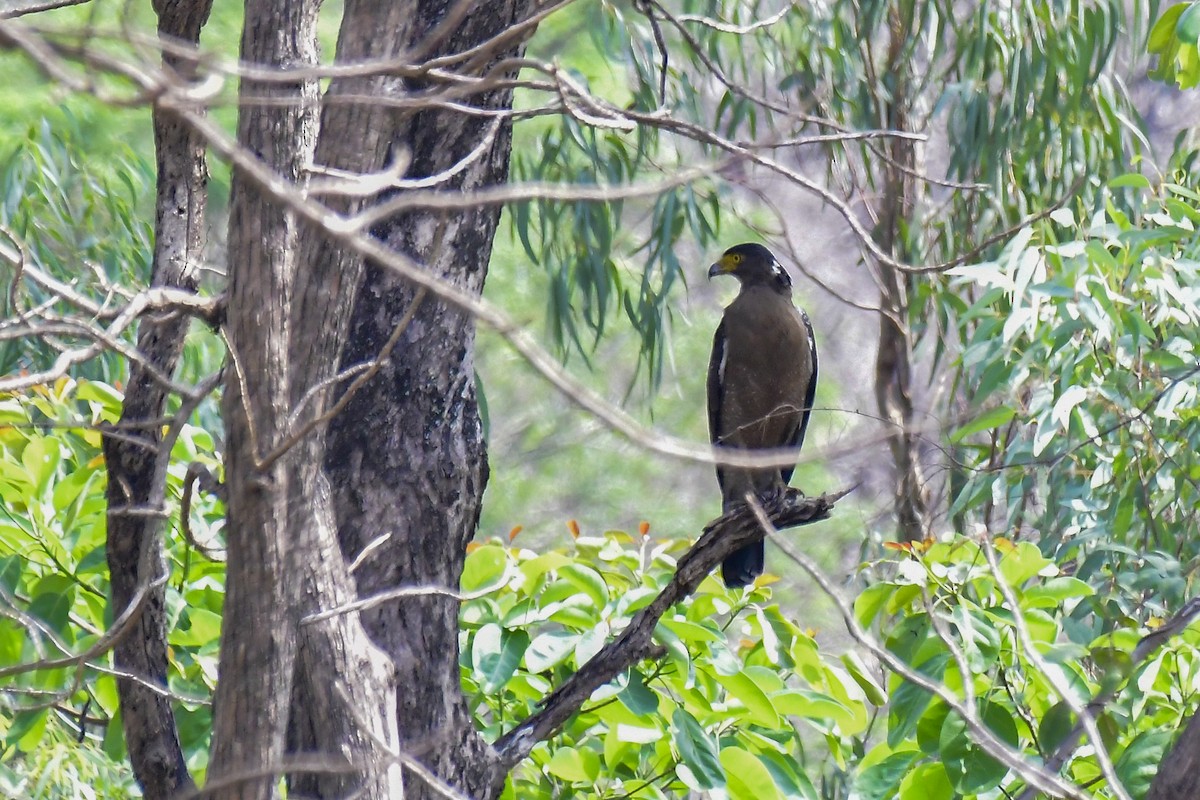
721, 747, 782, 800
1114, 730, 1171, 795
28, 574, 76, 641
462, 545, 508, 592
774, 689, 854, 725
1022, 576, 1095, 607
854, 583, 894, 628
841, 651, 887, 706
557, 563, 609, 610
887, 652, 949, 748
671, 708, 724, 790
616, 723, 662, 744
715, 670, 782, 728
856, 750, 920, 800
21, 437, 60, 496
523, 630, 577, 673
897, 761, 953, 800
1037, 702, 1075, 754
619, 670, 659, 715
545, 746, 599, 783
171, 608, 223, 647
939, 702, 1019, 795
757, 750, 819, 800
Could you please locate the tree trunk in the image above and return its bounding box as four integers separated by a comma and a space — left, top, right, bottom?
102, 1, 211, 796
322, 3, 536, 798
1148, 711, 1200, 800
208, 0, 319, 795
872, 3, 930, 543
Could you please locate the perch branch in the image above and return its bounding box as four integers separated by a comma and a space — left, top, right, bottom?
492, 487, 850, 768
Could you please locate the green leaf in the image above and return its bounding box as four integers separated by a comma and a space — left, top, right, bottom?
171, 608, 223, 647
8, 709, 47, 753
545, 746, 600, 783
472, 623, 529, 693
21, 436, 60, 496
949, 405, 1016, 443
524, 630, 578, 673
1022, 576, 1094, 607
841, 651, 887, 706
856, 750, 920, 800
1108, 173, 1153, 189
1115, 730, 1171, 796
461, 545, 508, 592
774, 689, 854, 725
619, 669, 659, 715
715, 670, 782, 728
939, 702, 1019, 795
1151, 4, 1189, 52
998, 541, 1053, 586
671, 708, 725, 790
887, 652, 949, 748
28, 574, 75, 640
557, 563, 609, 610
721, 747, 782, 800
1037, 702, 1075, 754
897, 761, 953, 800
854, 583, 894, 628
0, 555, 22, 595
757, 750, 819, 800
1178, 2, 1200, 45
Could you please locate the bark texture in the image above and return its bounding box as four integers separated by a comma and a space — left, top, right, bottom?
1148, 710, 1200, 800
872, 4, 931, 543
102, 1, 211, 796
282, 3, 418, 797
322, 3, 536, 798
208, 0, 318, 796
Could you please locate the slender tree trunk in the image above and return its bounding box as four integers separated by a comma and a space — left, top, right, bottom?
873, 4, 930, 543
322, 3, 536, 797
208, 0, 318, 795
102, 2, 211, 796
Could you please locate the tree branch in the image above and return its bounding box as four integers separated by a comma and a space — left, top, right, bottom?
492, 487, 849, 768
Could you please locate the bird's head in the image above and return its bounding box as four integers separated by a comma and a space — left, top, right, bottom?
707, 242, 791, 291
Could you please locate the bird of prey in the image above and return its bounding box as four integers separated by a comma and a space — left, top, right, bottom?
707, 243, 818, 587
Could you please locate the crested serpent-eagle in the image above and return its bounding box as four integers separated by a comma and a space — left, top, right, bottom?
707, 243, 818, 587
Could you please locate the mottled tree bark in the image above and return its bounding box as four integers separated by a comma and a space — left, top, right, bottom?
322, 3, 536, 798
282, 3, 418, 797
208, 0, 318, 796
102, 1, 211, 796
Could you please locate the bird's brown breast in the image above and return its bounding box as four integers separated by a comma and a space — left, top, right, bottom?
715, 287, 813, 451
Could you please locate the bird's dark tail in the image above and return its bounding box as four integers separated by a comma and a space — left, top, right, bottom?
721, 541, 764, 588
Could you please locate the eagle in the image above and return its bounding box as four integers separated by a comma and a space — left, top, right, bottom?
707, 243, 818, 587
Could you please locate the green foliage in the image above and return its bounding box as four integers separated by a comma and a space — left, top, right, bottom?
854, 536, 1198, 800
948, 178, 1200, 601
1149, 2, 1200, 88
0, 379, 224, 787
0, 119, 155, 382
460, 531, 872, 799
509, 0, 723, 385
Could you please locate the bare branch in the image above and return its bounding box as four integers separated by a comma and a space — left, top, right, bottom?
0, 0, 90, 19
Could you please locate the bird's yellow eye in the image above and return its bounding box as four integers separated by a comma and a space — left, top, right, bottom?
730, 254, 742, 263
